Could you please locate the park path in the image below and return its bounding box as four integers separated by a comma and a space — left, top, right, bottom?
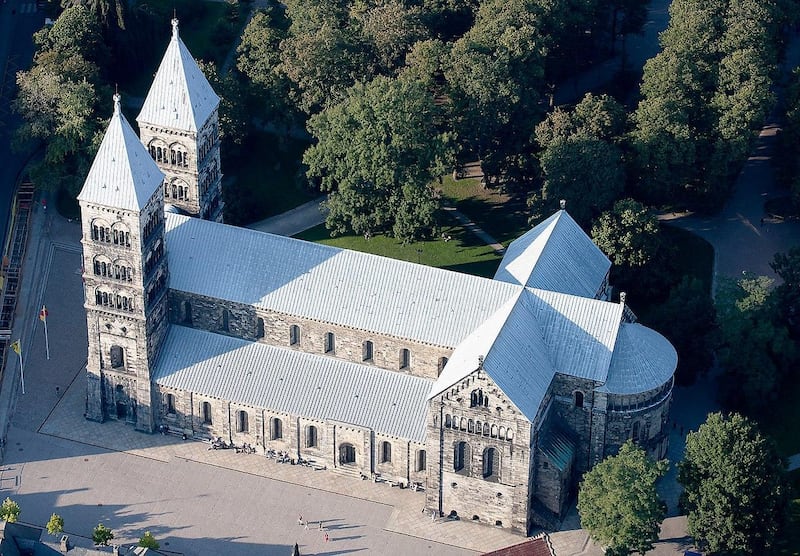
658, 33, 800, 284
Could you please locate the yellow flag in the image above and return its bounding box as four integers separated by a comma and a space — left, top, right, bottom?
10, 340, 20, 355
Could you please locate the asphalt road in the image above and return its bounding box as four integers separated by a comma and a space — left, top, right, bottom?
0, 0, 42, 249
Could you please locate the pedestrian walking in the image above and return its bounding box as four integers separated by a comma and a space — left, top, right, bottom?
55, 386, 60, 397
324, 532, 329, 543
430, 510, 436, 522
304, 520, 309, 530
297, 514, 303, 526
318, 521, 323, 531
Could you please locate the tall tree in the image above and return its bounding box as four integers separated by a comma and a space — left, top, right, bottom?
771, 247, 800, 337
0, 498, 20, 523
445, 0, 547, 189
679, 412, 789, 555
92, 523, 114, 547
577, 441, 668, 555
644, 276, 716, 386
46, 513, 64, 536
535, 136, 624, 227
304, 75, 452, 241
354, 0, 429, 73
590, 199, 660, 268
715, 275, 798, 414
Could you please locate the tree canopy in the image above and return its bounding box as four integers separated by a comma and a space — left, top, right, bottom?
304, 75, 452, 241
591, 198, 660, 268
577, 441, 668, 555
46, 513, 65, 536
678, 412, 789, 555
92, 523, 114, 546
715, 274, 797, 414
0, 498, 20, 523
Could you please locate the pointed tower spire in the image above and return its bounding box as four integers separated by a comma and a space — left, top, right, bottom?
78, 94, 164, 211
137, 18, 224, 221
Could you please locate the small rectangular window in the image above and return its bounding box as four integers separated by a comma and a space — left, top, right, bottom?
325, 332, 335, 354
363, 340, 373, 362
400, 348, 410, 370
289, 325, 300, 346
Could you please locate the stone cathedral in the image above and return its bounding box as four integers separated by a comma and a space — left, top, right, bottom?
77, 20, 677, 535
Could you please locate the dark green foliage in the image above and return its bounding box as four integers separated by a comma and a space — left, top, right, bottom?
578, 441, 668, 555
138, 532, 159, 549
771, 247, 800, 338
92, 523, 114, 546
631, 0, 781, 210
304, 75, 452, 241
679, 413, 790, 555
13, 6, 108, 198
716, 275, 798, 415
591, 198, 660, 268
644, 277, 716, 386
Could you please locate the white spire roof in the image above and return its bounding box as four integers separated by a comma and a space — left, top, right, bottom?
137, 18, 219, 132
78, 94, 164, 211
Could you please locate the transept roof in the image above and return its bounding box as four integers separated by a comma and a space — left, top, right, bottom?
494, 210, 610, 298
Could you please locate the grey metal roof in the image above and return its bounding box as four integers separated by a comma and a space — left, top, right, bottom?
136, 19, 219, 133
77, 95, 163, 211
494, 210, 610, 298
153, 326, 432, 442
529, 289, 624, 382
429, 290, 556, 422
598, 323, 677, 394
164, 214, 521, 348
540, 427, 576, 472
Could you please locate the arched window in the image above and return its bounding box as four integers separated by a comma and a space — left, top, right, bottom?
202, 402, 212, 424
237, 410, 249, 433
110, 345, 124, 369
183, 301, 192, 325
221, 309, 230, 332
271, 417, 283, 440
491, 424, 498, 438
381, 441, 392, 463
166, 393, 176, 414
362, 340, 374, 362
339, 443, 356, 465
444, 414, 451, 428
437, 357, 448, 375
289, 325, 300, 346
632, 421, 640, 443
416, 449, 427, 472
324, 332, 335, 354
399, 348, 410, 370
468, 419, 474, 433
483, 423, 490, 436
256, 318, 265, 339
454, 442, 470, 474
499, 426, 506, 439
452, 416, 459, 430
574, 391, 584, 408
307, 425, 318, 448
482, 447, 498, 479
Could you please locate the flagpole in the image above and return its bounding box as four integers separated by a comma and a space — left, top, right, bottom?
42, 306, 50, 360
17, 348, 24, 395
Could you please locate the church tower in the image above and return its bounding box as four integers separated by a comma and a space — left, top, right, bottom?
137, 18, 223, 222
79, 94, 170, 433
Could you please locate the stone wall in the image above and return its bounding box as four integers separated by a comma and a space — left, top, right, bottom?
425, 369, 533, 534
154, 386, 425, 481
168, 290, 454, 380
605, 380, 673, 459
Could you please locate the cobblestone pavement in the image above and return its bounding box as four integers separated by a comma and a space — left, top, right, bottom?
1, 206, 529, 555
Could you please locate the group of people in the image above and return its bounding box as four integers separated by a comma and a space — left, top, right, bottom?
298, 514, 329, 543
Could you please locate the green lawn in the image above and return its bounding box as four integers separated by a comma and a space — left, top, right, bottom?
295, 222, 503, 278
438, 175, 530, 245
224, 132, 318, 226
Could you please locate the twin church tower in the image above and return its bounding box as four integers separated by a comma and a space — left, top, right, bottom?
77, 20, 222, 430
